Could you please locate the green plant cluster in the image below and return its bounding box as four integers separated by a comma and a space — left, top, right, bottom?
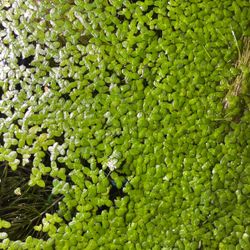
0, 0, 250, 249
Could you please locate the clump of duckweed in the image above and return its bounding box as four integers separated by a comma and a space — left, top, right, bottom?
0, 0, 250, 249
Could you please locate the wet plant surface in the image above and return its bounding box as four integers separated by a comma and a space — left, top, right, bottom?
0, 0, 250, 249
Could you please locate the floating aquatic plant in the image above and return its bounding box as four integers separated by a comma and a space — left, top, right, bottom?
0, 0, 250, 249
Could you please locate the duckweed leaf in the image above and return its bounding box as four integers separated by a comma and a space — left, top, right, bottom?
0, 0, 249, 249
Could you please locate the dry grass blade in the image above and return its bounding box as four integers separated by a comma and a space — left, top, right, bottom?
223, 36, 250, 110
0, 162, 62, 241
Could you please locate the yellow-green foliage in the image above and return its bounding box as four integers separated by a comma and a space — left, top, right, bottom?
0, 0, 250, 249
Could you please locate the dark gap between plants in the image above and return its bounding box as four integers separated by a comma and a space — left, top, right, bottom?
80, 157, 91, 168
117, 14, 126, 22
152, 12, 158, 19
92, 89, 99, 97
0, 112, 7, 119
61, 93, 70, 101
96, 205, 109, 215
17, 55, 35, 68
63, 77, 74, 83
106, 171, 128, 203
155, 29, 163, 38
0, 135, 3, 145
3, 6, 11, 11
78, 35, 92, 46
48, 58, 60, 68
36, 128, 49, 137
53, 133, 65, 145
0, 86, 3, 99
0, 161, 62, 241
108, 183, 126, 202
10, 106, 15, 114
15, 83, 21, 91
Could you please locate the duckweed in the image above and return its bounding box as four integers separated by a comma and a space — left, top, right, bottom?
0, 0, 250, 249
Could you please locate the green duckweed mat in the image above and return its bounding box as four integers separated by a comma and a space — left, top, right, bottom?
0, 0, 250, 249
